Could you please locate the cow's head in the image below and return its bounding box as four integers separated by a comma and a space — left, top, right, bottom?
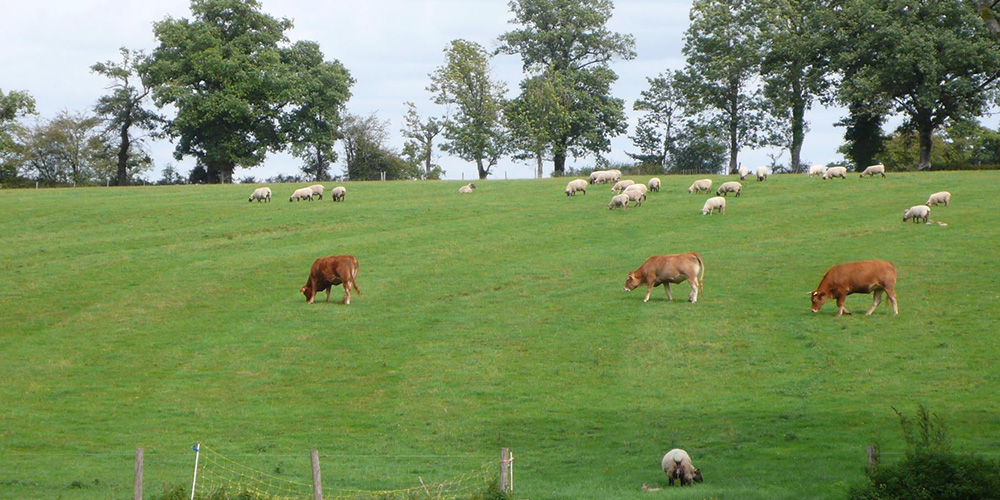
624, 272, 642, 291
810, 291, 827, 312
301, 285, 314, 303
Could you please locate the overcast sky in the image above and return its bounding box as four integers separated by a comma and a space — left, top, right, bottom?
2, 0, 858, 181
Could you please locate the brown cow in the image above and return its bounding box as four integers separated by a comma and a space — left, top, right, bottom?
624, 253, 705, 303
810, 260, 897, 317
300, 255, 362, 305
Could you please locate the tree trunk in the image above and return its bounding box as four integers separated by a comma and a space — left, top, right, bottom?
728, 119, 739, 175
536, 152, 543, 179
790, 81, 805, 172
918, 122, 933, 170
117, 119, 131, 186
972, 1, 1000, 42
476, 158, 488, 180
553, 146, 566, 175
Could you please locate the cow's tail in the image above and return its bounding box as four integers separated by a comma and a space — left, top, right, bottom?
695, 253, 706, 295
351, 259, 363, 295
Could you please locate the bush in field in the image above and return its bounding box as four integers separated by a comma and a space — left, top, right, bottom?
848, 405, 1000, 500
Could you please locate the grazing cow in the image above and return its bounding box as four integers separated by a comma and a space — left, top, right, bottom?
624, 253, 705, 303
810, 260, 898, 317
300, 255, 362, 305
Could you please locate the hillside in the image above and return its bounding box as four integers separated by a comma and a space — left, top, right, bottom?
1, 172, 998, 499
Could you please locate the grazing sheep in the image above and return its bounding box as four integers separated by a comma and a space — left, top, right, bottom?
662, 449, 703, 487
688, 179, 713, 194
756, 167, 768, 181
926, 191, 951, 207
624, 183, 648, 199
331, 186, 346, 202
248, 187, 271, 203
648, 177, 661, 192
860, 164, 886, 178
565, 179, 588, 196
290, 187, 314, 202
738, 165, 749, 180
611, 179, 635, 192
624, 188, 646, 207
588, 170, 604, 184
822, 166, 847, 179
715, 181, 742, 197
807, 165, 826, 177
308, 184, 325, 199
701, 196, 726, 215
903, 205, 930, 223
608, 193, 630, 210
565, 179, 587, 196
606, 169, 622, 183
458, 183, 476, 194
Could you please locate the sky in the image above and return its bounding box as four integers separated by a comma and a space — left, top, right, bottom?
1, 0, 858, 181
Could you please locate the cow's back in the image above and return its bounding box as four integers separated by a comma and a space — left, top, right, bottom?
821, 260, 896, 290
311, 255, 357, 286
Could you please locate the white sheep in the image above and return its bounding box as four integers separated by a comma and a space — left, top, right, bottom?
822, 166, 847, 179
860, 164, 886, 178
624, 183, 648, 198
289, 187, 314, 202
606, 169, 622, 183
565, 179, 588, 196
611, 179, 635, 192
662, 449, 703, 487
756, 166, 768, 181
248, 187, 271, 203
608, 193, 630, 210
903, 205, 930, 223
624, 188, 646, 207
331, 186, 346, 202
807, 165, 827, 177
648, 177, 661, 192
458, 183, 476, 194
308, 184, 325, 199
926, 191, 951, 207
701, 196, 726, 215
588, 170, 605, 184
688, 179, 712, 194
738, 165, 749, 180
715, 181, 742, 197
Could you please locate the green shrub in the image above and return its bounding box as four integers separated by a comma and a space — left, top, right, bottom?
848, 405, 1000, 500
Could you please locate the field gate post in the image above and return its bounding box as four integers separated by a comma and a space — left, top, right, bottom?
499, 448, 512, 494
867, 444, 879, 473
311, 450, 323, 500
134, 448, 143, 500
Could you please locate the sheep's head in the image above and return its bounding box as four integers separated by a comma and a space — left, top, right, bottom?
624, 272, 642, 292
692, 469, 703, 483
810, 291, 828, 312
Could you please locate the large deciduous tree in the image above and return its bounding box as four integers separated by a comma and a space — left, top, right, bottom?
340, 113, 419, 181
91, 48, 161, 186
283, 41, 353, 182
0, 89, 36, 182
682, 0, 774, 174
400, 102, 443, 179
834, 0, 1000, 170
429, 40, 509, 180
498, 0, 635, 174
757, 0, 834, 172
629, 71, 688, 169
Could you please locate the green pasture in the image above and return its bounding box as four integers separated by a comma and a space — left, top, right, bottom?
1, 171, 998, 499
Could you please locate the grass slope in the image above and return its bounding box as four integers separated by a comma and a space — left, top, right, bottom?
1, 172, 998, 499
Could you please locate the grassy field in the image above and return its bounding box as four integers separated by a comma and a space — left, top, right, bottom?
1, 171, 998, 499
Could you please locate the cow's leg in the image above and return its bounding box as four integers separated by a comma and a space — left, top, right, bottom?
886, 287, 898, 315
342, 283, 351, 305
664, 283, 673, 301
689, 278, 698, 303
325, 287, 331, 303
866, 289, 883, 315
643, 283, 653, 303
835, 296, 852, 317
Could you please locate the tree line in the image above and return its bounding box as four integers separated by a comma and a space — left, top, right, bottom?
3, 0, 1000, 187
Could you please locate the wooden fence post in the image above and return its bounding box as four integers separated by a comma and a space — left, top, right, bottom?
311, 450, 323, 500
499, 448, 512, 494
867, 444, 880, 473
134, 448, 143, 500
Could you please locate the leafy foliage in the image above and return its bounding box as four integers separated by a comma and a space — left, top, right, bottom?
848, 405, 1000, 500
629, 71, 687, 168
340, 112, 419, 181
400, 102, 443, 179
